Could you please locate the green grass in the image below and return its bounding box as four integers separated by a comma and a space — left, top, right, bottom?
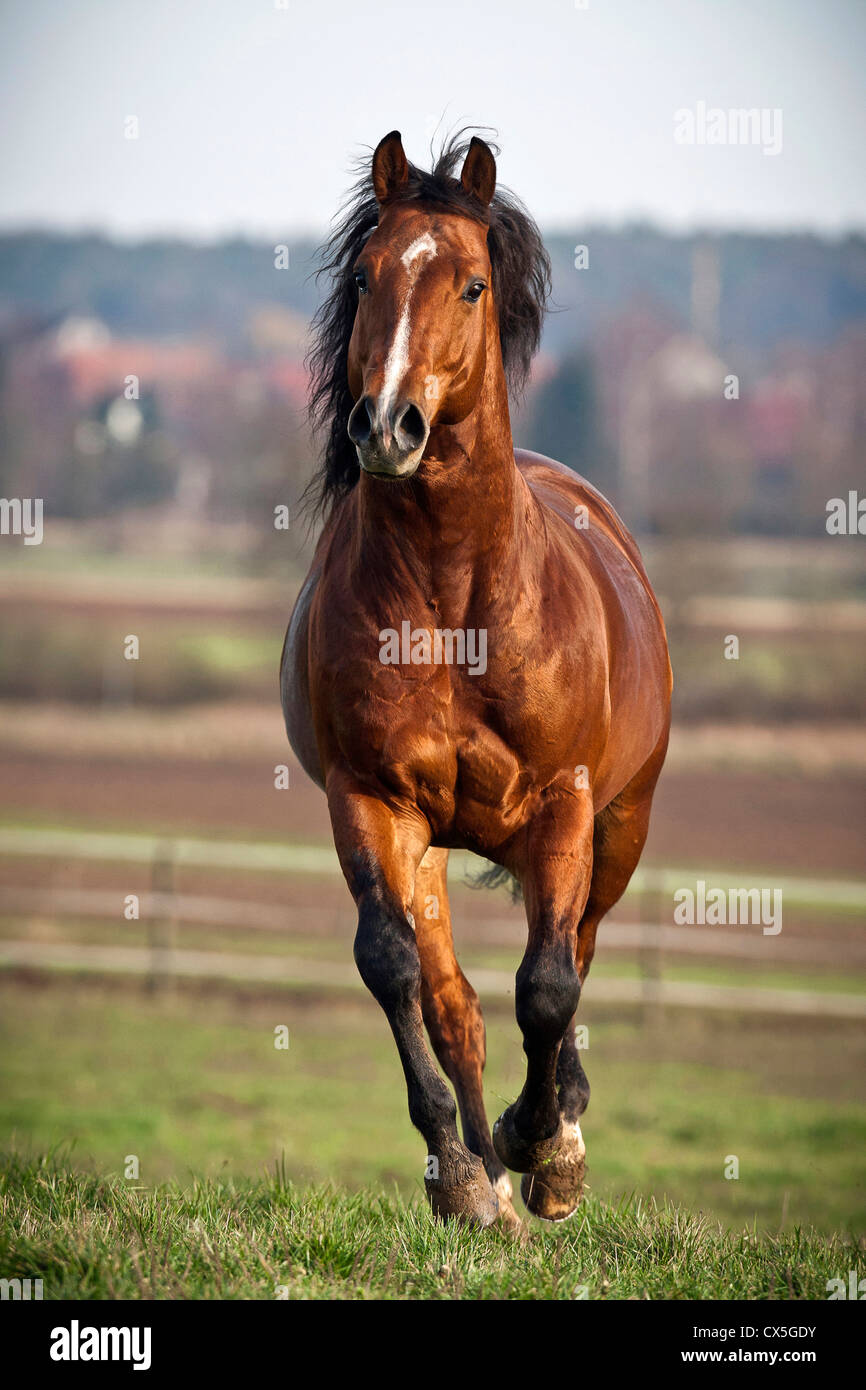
0, 1151, 856, 1300
2, 979, 864, 1236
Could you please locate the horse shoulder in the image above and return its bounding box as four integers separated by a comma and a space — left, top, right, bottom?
515, 449, 651, 579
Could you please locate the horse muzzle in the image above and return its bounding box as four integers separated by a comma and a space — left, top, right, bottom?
348, 395, 429, 478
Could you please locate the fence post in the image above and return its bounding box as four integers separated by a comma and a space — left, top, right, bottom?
640, 880, 664, 1033
148, 841, 176, 993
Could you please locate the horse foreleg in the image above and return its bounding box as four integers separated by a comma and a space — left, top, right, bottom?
328, 777, 499, 1228
492, 797, 594, 1182
413, 848, 522, 1233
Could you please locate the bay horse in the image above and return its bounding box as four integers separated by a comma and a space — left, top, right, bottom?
281, 131, 672, 1231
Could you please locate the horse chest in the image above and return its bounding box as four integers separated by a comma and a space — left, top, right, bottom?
345, 663, 567, 845
314, 568, 602, 840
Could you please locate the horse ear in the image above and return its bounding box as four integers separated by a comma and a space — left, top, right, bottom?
372, 130, 409, 205
460, 137, 496, 207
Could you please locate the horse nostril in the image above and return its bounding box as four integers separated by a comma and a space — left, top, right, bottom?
394, 401, 428, 450
347, 396, 375, 446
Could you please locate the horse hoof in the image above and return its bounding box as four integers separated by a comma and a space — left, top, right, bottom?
492, 1105, 563, 1174
426, 1155, 500, 1228
520, 1119, 586, 1222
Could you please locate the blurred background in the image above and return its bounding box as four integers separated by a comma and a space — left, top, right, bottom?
0, 0, 864, 1234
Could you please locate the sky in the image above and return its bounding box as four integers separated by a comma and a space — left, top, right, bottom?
0, 0, 864, 239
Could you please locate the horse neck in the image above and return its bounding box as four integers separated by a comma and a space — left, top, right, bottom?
355, 342, 523, 590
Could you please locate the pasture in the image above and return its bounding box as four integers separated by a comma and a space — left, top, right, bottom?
0, 1151, 852, 1301
1, 534, 864, 1298
2, 976, 865, 1235
2, 978, 862, 1299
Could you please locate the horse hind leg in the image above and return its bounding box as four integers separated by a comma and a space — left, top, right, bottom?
413, 848, 522, 1233
491, 796, 593, 1188
521, 763, 662, 1222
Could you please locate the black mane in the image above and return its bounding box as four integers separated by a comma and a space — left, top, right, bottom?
304, 131, 552, 518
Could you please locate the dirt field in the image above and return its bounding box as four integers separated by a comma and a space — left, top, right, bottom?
2, 750, 864, 876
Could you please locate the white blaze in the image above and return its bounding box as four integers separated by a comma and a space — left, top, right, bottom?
381, 233, 437, 412
400, 231, 437, 270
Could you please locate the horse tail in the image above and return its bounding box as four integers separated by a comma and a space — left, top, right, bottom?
470, 860, 524, 903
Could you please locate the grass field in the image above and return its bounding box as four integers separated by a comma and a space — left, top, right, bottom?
0, 1152, 858, 1301
2, 978, 864, 1238
1, 534, 863, 1300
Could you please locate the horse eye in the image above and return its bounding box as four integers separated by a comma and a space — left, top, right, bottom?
463, 280, 486, 304
354, 270, 369, 294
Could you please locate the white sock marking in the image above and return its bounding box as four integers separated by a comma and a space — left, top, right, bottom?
561, 1119, 586, 1156
493, 1173, 514, 1203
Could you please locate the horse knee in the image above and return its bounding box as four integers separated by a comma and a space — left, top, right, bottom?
515, 943, 580, 1046
354, 900, 457, 1138
353, 897, 420, 1011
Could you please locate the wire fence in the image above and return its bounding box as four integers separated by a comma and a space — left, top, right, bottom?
1, 826, 864, 1019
